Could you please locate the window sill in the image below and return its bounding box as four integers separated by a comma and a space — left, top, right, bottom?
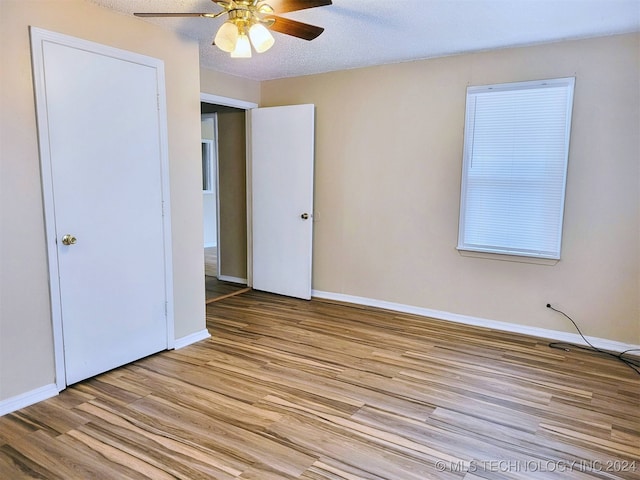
457, 248, 559, 266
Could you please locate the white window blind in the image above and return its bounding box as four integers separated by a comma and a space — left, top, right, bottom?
458, 77, 575, 259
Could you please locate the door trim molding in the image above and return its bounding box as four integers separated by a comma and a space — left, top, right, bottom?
200, 93, 258, 287
200, 93, 258, 110
201, 113, 221, 278
30, 27, 175, 391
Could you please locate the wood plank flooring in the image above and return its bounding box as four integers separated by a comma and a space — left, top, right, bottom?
204, 247, 217, 277
204, 246, 248, 302
1, 290, 638, 479
205, 276, 249, 303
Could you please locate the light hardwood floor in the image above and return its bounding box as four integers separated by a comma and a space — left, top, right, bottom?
204, 246, 248, 302
204, 247, 218, 277
1, 290, 638, 479
205, 276, 249, 304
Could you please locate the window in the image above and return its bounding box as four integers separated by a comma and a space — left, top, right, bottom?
457, 77, 575, 260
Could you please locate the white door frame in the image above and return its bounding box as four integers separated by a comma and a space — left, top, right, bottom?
200, 93, 258, 287
201, 113, 220, 278
31, 28, 175, 391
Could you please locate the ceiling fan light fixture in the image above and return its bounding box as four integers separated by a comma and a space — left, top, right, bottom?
136, 0, 332, 59
214, 20, 238, 52
231, 32, 252, 58
249, 23, 275, 53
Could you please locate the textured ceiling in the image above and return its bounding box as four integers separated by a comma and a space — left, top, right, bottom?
88, 0, 640, 81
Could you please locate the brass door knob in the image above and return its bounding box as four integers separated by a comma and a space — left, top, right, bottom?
61, 234, 77, 246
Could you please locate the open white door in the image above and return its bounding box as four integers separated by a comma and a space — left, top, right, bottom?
31, 28, 173, 387
250, 105, 315, 299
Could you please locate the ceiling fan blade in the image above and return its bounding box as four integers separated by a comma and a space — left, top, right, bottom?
267, 0, 332, 14
269, 16, 325, 40
133, 12, 222, 18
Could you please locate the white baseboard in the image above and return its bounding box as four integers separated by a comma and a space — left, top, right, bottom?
311, 290, 640, 355
0, 383, 59, 416
174, 329, 211, 349
1, 330, 212, 416
218, 275, 247, 285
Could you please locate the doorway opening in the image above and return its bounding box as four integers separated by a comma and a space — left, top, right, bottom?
200, 101, 250, 302
199, 94, 315, 303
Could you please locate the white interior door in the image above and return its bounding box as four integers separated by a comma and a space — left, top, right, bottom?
251, 104, 315, 299
31, 28, 173, 386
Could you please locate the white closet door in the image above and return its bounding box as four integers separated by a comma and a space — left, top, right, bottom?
31, 28, 173, 385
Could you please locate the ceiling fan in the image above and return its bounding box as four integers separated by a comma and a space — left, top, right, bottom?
134, 0, 332, 58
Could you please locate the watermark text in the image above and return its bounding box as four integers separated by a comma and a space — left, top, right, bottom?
435, 459, 637, 474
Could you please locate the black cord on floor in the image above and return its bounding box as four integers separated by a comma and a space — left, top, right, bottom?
546, 304, 640, 375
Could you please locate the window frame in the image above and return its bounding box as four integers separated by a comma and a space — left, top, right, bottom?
457, 77, 575, 260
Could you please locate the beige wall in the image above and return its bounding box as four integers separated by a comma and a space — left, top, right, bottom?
200, 68, 260, 105
1, 0, 637, 407
0, 0, 205, 401
262, 33, 640, 344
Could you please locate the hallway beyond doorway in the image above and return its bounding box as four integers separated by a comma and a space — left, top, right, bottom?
204, 247, 247, 303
